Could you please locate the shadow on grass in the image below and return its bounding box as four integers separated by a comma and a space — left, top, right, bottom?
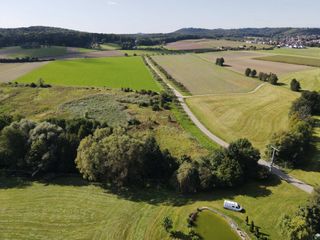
0, 172, 31, 189
103, 175, 281, 207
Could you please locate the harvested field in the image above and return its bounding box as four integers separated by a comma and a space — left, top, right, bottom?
152, 54, 261, 95
165, 39, 268, 50
0, 46, 68, 58
199, 51, 312, 75
0, 62, 48, 83
186, 84, 299, 150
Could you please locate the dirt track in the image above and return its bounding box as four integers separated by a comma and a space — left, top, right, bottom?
0, 62, 48, 82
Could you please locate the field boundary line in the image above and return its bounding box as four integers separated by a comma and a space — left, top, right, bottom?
184, 83, 266, 99
146, 57, 314, 194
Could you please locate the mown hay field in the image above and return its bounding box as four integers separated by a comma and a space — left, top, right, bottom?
0, 175, 307, 240
280, 68, 320, 91
199, 51, 312, 75
186, 84, 299, 151
152, 54, 261, 95
165, 39, 268, 51
16, 57, 162, 91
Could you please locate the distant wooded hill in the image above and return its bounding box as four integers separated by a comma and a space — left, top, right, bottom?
1, 26, 320, 49
173, 27, 320, 38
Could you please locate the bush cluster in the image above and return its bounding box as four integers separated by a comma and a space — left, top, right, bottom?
0, 57, 54, 63
215, 57, 225, 66
266, 91, 320, 167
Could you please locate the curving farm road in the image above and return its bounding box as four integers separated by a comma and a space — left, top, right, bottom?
146, 57, 314, 194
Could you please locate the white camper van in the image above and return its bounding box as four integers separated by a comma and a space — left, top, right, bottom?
223, 200, 243, 212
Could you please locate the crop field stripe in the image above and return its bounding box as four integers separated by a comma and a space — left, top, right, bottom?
152, 54, 261, 95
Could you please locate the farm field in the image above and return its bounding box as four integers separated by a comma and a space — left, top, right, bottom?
0, 62, 48, 83
256, 54, 320, 67
152, 54, 261, 95
16, 57, 162, 91
186, 84, 299, 151
280, 68, 320, 91
259, 47, 320, 58
199, 51, 312, 75
0, 175, 308, 240
165, 39, 269, 50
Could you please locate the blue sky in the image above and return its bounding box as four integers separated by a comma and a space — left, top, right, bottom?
1, 0, 319, 33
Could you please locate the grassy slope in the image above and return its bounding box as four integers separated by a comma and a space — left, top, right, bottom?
152, 54, 261, 95
16, 57, 162, 91
280, 68, 320, 91
0, 176, 307, 240
186, 84, 299, 151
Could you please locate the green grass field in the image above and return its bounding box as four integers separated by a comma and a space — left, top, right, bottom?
256, 55, 320, 67
186, 84, 299, 151
260, 47, 320, 58
0, 46, 68, 58
0, 175, 307, 240
152, 54, 261, 95
280, 68, 320, 91
100, 43, 121, 50
15, 57, 162, 91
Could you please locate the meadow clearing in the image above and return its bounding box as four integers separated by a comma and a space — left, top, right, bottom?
16, 57, 162, 91
259, 47, 320, 58
165, 39, 268, 51
199, 51, 312, 75
0, 175, 307, 240
152, 54, 261, 95
186, 84, 299, 151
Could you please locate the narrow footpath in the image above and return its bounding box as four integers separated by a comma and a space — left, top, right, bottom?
146, 57, 314, 194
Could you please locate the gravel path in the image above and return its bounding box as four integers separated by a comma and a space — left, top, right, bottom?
146, 57, 314, 194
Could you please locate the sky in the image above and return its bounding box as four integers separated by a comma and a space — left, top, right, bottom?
1, 0, 319, 34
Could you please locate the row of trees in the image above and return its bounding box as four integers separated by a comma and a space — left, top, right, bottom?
266, 91, 320, 167
0, 57, 54, 63
244, 68, 279, 85
280, 187, 320, 240
0, 114, 269, 193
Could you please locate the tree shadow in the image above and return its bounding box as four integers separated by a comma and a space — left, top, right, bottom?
103, 175, 281, 207
38, 174, 90, 187
0, 173, 31, 189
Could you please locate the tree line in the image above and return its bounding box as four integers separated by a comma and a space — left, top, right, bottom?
0, 115, 269, 193
245, 68, 279, 85
266, 91, 320, 167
